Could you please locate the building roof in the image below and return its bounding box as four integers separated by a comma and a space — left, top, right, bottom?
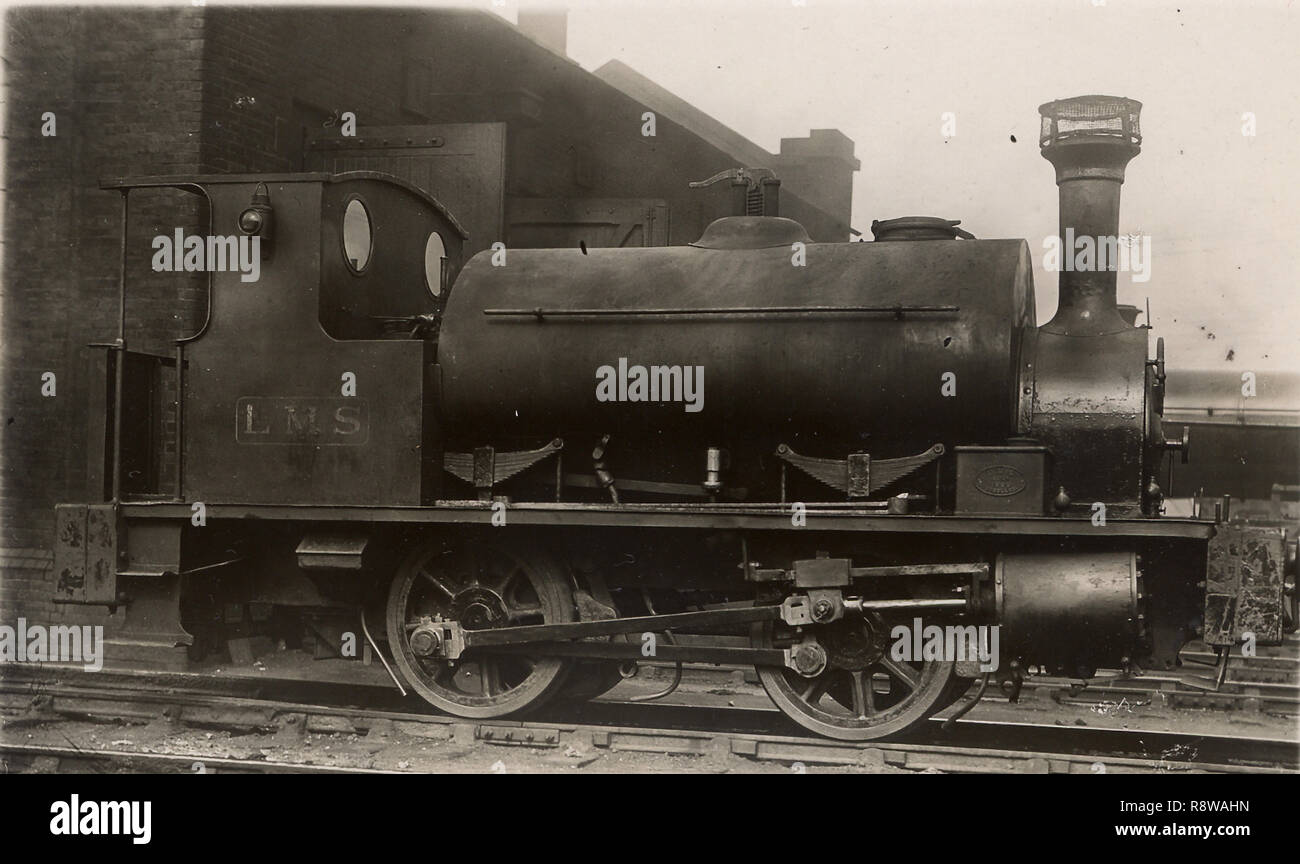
1164, 369, 1299, 427
593, 59, 776, 169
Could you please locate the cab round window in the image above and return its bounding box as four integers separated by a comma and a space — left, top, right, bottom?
342, 198, 372, 273
424, 231, 447, 297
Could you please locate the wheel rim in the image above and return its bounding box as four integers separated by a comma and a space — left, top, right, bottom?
753, 615, 956, 741
386, 540, 573, 718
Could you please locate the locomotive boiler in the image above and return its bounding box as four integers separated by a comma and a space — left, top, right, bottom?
52, 95, 1295, 741
437, 226, 1036, 501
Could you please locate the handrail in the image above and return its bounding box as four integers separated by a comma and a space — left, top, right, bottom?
110, 191, 128, 504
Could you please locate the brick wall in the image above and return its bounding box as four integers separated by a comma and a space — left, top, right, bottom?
198, 8, 417, 174
1, 6, 206, 624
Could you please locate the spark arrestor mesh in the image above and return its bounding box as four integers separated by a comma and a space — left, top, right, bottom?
1039, 95, 1142, 147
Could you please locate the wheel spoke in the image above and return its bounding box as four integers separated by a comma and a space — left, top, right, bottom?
798, 674, 831, 705
879, 657, 920, 692
496, 565, 524, 594
848, 670, 874, 718
482, 661, 502, 697
467, 548, 483, 587
418, 569, 454, 600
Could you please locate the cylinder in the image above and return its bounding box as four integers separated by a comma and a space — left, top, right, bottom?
996, 551, 1139, 673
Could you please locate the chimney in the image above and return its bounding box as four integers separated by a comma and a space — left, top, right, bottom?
517, 9, 568, 57
1038, 95, 1142, 336
774, 129, 860, 238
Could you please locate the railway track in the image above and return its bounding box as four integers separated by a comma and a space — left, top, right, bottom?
2, 667, 1295, 774
0, 742, 397, 774
1021, 634, 1300, 716
639, 631, 1300, 715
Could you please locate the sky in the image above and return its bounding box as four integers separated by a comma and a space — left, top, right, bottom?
498, 0, 1297, 373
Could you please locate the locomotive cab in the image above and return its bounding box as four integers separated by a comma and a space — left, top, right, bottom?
85, 172, 466, 510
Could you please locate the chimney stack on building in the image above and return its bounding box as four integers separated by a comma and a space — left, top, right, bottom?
517, 9, 568, 57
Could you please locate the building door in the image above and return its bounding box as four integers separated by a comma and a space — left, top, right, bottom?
307, 123, 506, 257
506, 198, 670, 249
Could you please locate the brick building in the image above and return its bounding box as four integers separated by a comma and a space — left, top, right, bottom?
0, 6, 857, 625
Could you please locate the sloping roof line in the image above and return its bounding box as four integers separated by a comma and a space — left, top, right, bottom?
593, 59, 775, 169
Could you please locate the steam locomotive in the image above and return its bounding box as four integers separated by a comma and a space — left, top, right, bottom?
54, 95, 1295, 740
